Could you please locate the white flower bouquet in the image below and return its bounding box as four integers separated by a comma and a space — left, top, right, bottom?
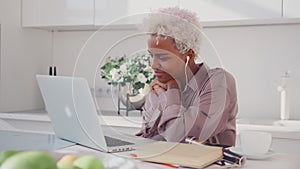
100, 53, 155, 95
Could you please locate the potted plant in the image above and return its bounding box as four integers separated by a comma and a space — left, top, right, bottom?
100, 53, 155, 112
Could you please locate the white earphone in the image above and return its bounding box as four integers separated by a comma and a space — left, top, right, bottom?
185, 56, 190, 68
183, 56, 190, 92
186, 56, 190, 64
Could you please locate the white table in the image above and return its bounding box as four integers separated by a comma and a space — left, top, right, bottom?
1, 130, 298, 169
1, 112, 300, 169
56, 144, 300, 169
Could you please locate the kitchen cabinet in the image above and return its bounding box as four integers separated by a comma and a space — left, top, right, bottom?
22, 0, 299, 29
22, 0, 178, 27
283, 0, 300, 18
22, 0, 94, 27
94, 0, 178, 25
180, 0, 282, 21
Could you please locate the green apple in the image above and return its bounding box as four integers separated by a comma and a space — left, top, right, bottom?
0, 151, 57, 169
73, 155, 104, 169
0, 150, 19, 166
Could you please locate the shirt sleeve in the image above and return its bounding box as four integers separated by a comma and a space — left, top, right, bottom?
196, 71, 231, 141
135, 88, 182, 139
135, 91, 162, 138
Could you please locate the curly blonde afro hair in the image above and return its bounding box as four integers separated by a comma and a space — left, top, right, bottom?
143, 7, 202, 56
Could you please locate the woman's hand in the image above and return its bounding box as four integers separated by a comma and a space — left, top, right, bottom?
150, 79, 179, 96
150, 79, 167, 96
150, 79, 180, 111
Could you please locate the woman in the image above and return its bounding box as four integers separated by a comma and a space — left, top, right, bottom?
136, 7, 238, 146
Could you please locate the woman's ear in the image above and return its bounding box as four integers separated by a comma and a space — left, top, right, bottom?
186, 49, 195, 60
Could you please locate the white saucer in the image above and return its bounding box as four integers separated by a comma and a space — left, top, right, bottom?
229, 147, 275, 160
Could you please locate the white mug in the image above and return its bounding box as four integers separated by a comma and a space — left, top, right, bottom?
239, 131, 272, 155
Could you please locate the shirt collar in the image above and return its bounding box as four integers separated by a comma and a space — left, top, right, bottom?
184, 62, 209, 93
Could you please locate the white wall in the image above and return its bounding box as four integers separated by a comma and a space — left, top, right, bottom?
0, 0, 52, 112
203, 24, 300, 119
52, 23, 300, 119
52, 29, 149, 112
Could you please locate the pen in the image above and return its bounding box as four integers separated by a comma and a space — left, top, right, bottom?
185, 136, 230, 148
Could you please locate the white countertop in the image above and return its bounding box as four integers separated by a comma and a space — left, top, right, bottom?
237, 118, 300, 140
1, 111, 300, 140
0, 110, 142, 128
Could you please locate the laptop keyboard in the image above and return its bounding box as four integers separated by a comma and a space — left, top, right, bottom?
104, 136, 134, 147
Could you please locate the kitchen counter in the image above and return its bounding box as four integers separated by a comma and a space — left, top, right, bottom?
237, 118, 300, 140
1, 111, 300, 139
0, 110, 142, 134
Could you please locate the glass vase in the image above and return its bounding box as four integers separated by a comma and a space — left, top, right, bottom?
117, 83, 147, 115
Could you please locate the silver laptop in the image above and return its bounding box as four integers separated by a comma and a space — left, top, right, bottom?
36, 75, 135, 152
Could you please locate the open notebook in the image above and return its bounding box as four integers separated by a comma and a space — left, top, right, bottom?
135, 141, 223, 168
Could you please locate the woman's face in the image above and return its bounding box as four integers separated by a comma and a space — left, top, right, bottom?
148, 36, 186, 83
